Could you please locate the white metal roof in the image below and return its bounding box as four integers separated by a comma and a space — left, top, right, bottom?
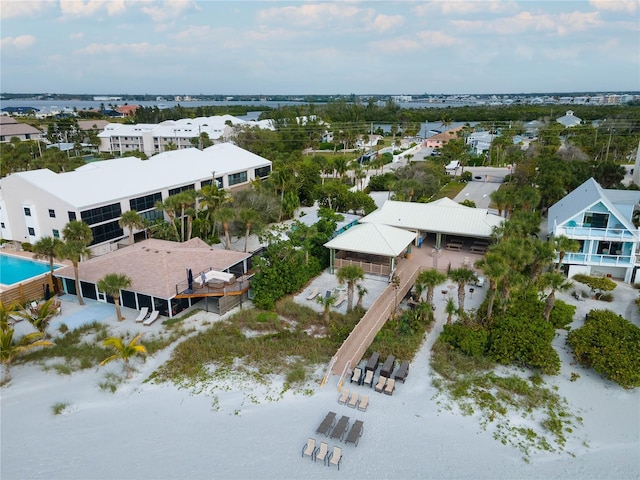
324, 223, 417, 257
360, 200, 503, 238
6, 143, 271, 209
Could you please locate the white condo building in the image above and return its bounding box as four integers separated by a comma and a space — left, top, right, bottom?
0, 143, 271, 254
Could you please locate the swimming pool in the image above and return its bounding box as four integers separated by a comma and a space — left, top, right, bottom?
0, 253, 58, 285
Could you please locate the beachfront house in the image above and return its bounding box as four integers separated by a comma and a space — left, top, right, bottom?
556, 110, 582, 128
547, 177, 640, 283
0, 143, 271, 255
0, 116, 43, 143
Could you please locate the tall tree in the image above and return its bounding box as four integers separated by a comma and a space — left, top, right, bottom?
32, 236, 63, 293
538, 272, 573, 322
119, 210, 144, 245
336, 265, 365, 312
100, 334, 147, 379
415, 269, 447, 306
238, 207, 261, 253
97, 273, 132, 322
448, 267, 477, 314
552, 235, 581, 272
445, 297, 457, 325
475, 252, 509, 324
215, 206, 236, 249
56, 221, 93, 305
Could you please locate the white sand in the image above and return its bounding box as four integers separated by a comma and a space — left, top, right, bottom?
2, 282, 639, 480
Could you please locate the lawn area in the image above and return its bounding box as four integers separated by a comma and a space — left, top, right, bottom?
430, 180, 467, 201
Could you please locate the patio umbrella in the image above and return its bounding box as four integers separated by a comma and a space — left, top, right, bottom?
44, 283, 51, 300
187, 269, 194, 292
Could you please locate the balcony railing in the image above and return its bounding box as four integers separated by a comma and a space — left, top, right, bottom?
563, 252, 634, 267
560, 224, 638, 241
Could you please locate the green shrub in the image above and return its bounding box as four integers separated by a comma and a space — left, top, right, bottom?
21, 242, 33, 252
549, 300, 576, 329
598, 292, 614, 302
441, 323, 488, 357
460, 171, 473, 182
567, 309, 640, 388
51, 402, 69, 415
572, 274, 616, 295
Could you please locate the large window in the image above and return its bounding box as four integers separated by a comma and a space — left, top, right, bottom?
168, 184, 195, 196
28, 227, 35, 236
68, 211, 76, 221
255, 166, 271, 178
140, 210, 164, 222
90, 220, 123, 245
583, 212, 609, 228
81, 203, 122, 226
228, 171, 248, 186
130, 192, 162, 212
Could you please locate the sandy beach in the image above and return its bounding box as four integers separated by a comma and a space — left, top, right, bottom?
1, 279, 639, 480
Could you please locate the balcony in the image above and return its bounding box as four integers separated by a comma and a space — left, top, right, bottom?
559, 223, 638, 241
563, 252, 635, 267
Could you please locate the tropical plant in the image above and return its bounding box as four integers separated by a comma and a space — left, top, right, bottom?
97, 273, 132, 322
448, 267, 477, 313
336, 265, 365, 312
475, 252, 509, 324
238, 207, 261, 253
119, 210, 144, 245
215, 206, 236, 249
415, 269, 447, 306
17, 298, 57, 336
56, 221, 93, 305
356, 284, 368, 308
317, 293, 336, 322
552, 235, 580, 271
32, 236, 63, 292
445, 297, 457, 325
100, 334, 147, 379
538, 271, 573, 322
1, 327, 52, 384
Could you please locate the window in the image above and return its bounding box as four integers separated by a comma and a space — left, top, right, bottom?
201, 179, 212, 188
89, 220, 123, 245
24, 207, 31, 216
68, 211, 77, 221
140, 209, 163, 222
168, 184, 195, 196
53, 229, 60, 238
28, 227, 35, 236
1, 222, 4, 228
228, 171, 248, 186
583, 212, 609, 228
49, 209, 56, 218
255, 166, 271, 178
81, 203, 122, 226
130, 192, 162, 212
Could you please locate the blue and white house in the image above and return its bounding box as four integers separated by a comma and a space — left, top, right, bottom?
548, 178, 640, 283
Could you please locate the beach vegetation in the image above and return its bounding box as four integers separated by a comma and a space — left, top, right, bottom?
571, 274, 616, 299
16, 298, 58, 337
567, 309, 640, 388
51, 402, 69, 415
97, 372, 123, 393
100, 334, 147, 379
0, 327, 53, 385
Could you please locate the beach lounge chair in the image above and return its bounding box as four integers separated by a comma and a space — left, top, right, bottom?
301, 438, 316, 459
350, 367, 362, 384
143, 310, 160, 326
380, 354, 395, 378
345, 420, 364, 447
315, 411, 337, 437
384, 378, 396, 395
135, 307, 149, 323
357, 394, 369, 412
375, 376, 387, 393
329, 416, 350, 441
306, 288, 319, 301
348, 391, 359, 408
338, 389, 350, 405
365, 351, 380, 374
328, 446, 342, 470
394, 361, 409, 383
334, 294, 346, 308
362, 370, 374, 388
315, 442, 329, 464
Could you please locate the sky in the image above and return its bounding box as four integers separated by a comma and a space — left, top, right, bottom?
1, 0, 639, 96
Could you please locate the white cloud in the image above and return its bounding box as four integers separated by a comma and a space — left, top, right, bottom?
370, 14, 404, 32
1, 35, 37, 49
0, 0, 51, 19
75, 41, 169, 55
59, 0, 126, 17
590, 0, 637, 13
69, 32, 84, 40
453, 11, 601, 35
257, 3, 362, 26
416, 30, 459, 47
140, 0, 198, 23
412, 1, 519, 16
370, 37, 419, 54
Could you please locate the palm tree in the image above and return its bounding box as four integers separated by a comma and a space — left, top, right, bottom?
490, 188, 509, 217
238, 208, 261, 252
100, 334, 147, 379
17, 298, 57, 336
337, 265, 365, 312
56, 221, 93, 305
539, 272, 573, 322
317, 294, 336, 322
356, 284, 368, 308
390, 273, 401, 318
415, 269, 447, 306
448, 267, 477, 313
445, 297, 457, 325
97, 273, 132, 322
119, 210, 144, 245
198, 184, 230, 239
175, 190, 198, 242
155, 196, 180, 240
215, 206, 236, 250
32, 236, 63, 294
552, 235, 580, 272
0, 301, 19, 332
475, 252, 509, 324
1, 327, 52, 384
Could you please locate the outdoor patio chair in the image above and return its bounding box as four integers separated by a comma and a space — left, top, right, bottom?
328, 446, 343, 470
384, 378, 396, 395
345, 420, 364, 447
362, 370, 374, 388
301, 438, 316, 460
350, 367, 362, 384
306, 288, 319, 300
315, 411, 337, 437
338, 389, 350, 405
315, 442, 329, 464
143, 310, 160, 326
348, 391, 359, 408
380, 355, 395, 378
365, 351, 380, 374
374, 376, 387, 393
334, 294, 346, 307
394, 361, 409, 383
357, 395, 369, 412
329, 416, 350, 441
135, 307, 149, 323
